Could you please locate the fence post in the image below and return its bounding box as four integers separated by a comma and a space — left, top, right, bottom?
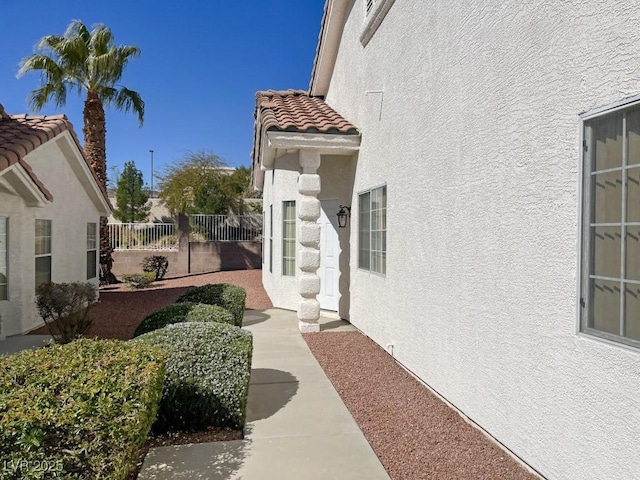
177, 212, 190, 275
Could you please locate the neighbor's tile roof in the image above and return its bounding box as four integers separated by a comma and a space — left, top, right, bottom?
255, 89, 358, 135
0, 103, 108, 205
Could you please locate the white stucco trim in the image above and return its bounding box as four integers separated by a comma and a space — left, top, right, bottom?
310, 0, 352, 97
266, 131, 361, 153
0, 164, 48, 207
53, 132, 111, 216
359, 0, 396, 47
254, 130, 360, 191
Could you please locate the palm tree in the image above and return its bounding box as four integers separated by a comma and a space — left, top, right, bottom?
18, 19, 144, 283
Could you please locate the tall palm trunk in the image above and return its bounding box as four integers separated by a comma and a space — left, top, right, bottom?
83, 91, 116, 283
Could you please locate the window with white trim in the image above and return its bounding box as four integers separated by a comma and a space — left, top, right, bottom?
282, 201, 296, 276
581, 101, 640, 347
269, 204, 273, 273
87, 223, 97, 280
0, 218, 7, 300
359, 185, 386, 274
35, 219, 52, 289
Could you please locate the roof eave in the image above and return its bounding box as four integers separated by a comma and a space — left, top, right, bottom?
0, 163, 49, 207
309, 0, 351, 97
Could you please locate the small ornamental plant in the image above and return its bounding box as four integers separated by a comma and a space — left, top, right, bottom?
35, 281, 97, 344
141, 255, 169, 280
122, 272, 155, 289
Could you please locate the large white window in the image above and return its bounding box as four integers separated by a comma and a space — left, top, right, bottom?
359, 185, 387, 275
581, 101, 640, 347
282, 201, 296, 276
0, 218, 7, 300
35, 219, 52, 289
87, 223, 97, 280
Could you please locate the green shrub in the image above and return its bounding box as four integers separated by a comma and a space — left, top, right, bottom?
132, 302, 195, 337
175, 283, 247, 327
131, 322, 253, 432
141, 255, 169, 280
132, 302, 235, 337
185, 303, 235, 325
0, 339, 165, 480
35, 282, 97, 344
122, 272, 155, 289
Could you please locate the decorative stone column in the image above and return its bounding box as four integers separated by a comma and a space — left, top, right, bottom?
297, 150, 321, 333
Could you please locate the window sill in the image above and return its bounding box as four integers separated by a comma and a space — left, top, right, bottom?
360, 0, 396, 47
578, 329, 640, 353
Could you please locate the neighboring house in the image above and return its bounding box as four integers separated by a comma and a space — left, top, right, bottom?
0, 104, 111, 339
107, 196, 173, 224
252, 1, 640, 479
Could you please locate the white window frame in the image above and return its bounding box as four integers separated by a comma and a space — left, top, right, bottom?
269, 204, 273, 274
358, 184, 387, 275
282, 201, 296, 276
0, 217, 7, 301
35, 219, 52, 289
580, 95, 640, 349
360, 0, 396, 47
87, 222, 97, 280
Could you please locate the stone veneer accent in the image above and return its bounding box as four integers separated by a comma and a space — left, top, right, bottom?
297, 150, 322, 332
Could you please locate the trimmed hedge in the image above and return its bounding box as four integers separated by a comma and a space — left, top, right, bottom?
0, 339, 165, 480
186, 303, 235, 325
132, 302, 235, 337
175, 283, 247, 327
131, 322, 253, 432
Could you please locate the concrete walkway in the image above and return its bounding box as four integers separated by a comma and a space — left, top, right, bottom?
138, 309, 390, 480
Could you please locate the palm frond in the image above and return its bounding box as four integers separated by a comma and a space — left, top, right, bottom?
88, 24, 113, 56
27, 83, 67, 110
17, 54, 63, 79
112, 87, 145, 126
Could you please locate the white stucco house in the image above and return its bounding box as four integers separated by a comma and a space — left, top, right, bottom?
0, 104, 111, 339
251, 1, 640, 478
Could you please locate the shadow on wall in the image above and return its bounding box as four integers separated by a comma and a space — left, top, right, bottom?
220, 242, 261, 272
189, 242, 262, 275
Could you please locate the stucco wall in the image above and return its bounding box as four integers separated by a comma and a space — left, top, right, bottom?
262, 154, 300, 310
0, 133, 103, 336
324, 1, 640, 479
262, 152, 357, 315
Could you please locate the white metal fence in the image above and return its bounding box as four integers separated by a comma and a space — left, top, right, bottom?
108, 223, 178, 251
189, 214, 262, 242
108, 215, 263, 250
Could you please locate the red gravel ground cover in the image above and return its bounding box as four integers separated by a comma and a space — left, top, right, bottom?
31, 269, 538, 478
304, 332, 537, 480
30, 270, 272, 340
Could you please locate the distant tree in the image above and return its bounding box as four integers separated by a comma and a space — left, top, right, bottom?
157, 151, 249, 216
192, 166, 251, 215
113, 161, 150, 223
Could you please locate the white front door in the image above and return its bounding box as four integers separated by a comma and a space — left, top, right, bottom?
317, 201, 340, 311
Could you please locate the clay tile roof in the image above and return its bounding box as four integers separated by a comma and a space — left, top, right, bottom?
0, 103, 110, 207
255, 89, 358, 135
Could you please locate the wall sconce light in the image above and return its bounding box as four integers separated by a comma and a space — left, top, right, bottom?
337, 205, 351, 228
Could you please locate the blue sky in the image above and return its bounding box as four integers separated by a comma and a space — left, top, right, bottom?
1, 1, 325, 186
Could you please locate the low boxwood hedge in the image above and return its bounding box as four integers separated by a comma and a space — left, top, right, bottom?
131, 322, 253, 432
132, 302, 235, 337
0, 339, 165, 480
175, 283, 247, 327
